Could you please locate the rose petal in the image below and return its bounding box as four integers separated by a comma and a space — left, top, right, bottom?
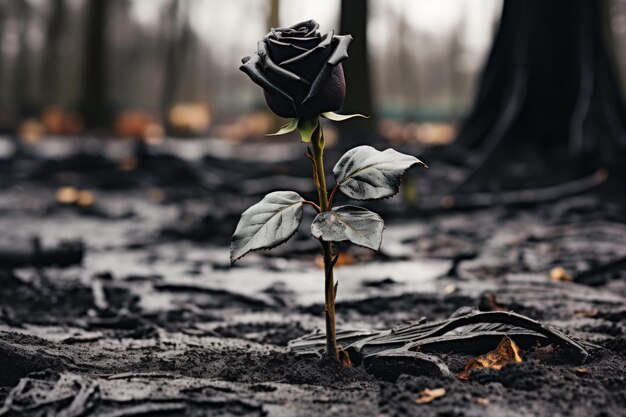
264, 90, 300, 118
280, 31, 333, 66
280, 31, 333, 83
265, 68, 308, 112
328, 35, 353, 65
272, 19, 319, 39
239, 53, 298, 116
257, 41, 310, 85
272, 36, 321, 49
267, 38, 309, 63
301, 64, 346, 115
298, 19, 320, 37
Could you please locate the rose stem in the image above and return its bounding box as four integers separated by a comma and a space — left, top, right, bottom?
310, 119, 339, 361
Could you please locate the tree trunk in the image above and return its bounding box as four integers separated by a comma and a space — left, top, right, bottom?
444, 0, 626, 190
81, 0, 108, 129
13, 0, 32, 119
338, 0, 374, 143
42, 0, 66, 108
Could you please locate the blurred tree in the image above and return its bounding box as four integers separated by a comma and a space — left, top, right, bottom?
448, 0, 626, 189
266, 0, 283, 132
339, 0, 374, 141
82, 0, 108, 129
14, 0, 32, 118
42, 0, 66, 108
162, 0, 183, 118
267, 0, 280, 29
161, 0, 210, 133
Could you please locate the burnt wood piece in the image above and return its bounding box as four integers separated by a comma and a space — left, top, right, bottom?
288, 310, 589, 381
0, 239, 84, 269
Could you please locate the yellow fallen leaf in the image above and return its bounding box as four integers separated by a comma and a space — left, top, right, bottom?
56, 187, 79, 205
415, 387, 446, 404
77, 190, 96, 207
550, 266, 572, 282
458, 336, 523, 380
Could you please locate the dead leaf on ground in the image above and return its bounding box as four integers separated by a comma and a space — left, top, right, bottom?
475, 397, 490, 405
458, 336, 523, 380
575, 309, 598, 318
77, 190, 96, 207
550, 266, 572, 282
56, 187, 96, 207
415, 387, 446, 404
574, 367, 589, 374
56, 187, 79, 205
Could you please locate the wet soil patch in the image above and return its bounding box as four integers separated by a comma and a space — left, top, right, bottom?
0, 138, 624, 416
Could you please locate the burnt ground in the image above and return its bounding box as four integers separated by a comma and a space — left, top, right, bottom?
0, 135, 624, 417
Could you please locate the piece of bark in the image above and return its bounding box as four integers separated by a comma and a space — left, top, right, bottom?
0, 239, 84, 269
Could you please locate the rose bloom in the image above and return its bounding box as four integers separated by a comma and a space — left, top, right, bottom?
240, 20, 353, 119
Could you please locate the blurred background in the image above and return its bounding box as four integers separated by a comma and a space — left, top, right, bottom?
0, 0, 508, 140
1, 0, 623, 143
1, 0, 626, 208
2, 3, 626, 412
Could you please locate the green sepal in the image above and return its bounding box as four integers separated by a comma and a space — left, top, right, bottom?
297, 117, 319, 143
266, 118, 299, 136
321, 112, 369, 122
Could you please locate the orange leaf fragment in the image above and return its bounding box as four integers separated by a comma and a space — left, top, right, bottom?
77, 190, 96, 207
458, 336, 523, 380
415, 388, 446, 404
550, 266, 572, 282
56, 187, 79, 205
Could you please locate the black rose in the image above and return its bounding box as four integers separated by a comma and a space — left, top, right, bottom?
240, 20, 353, 118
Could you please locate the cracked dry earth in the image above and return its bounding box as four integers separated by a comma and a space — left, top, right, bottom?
0, 137, 625, 416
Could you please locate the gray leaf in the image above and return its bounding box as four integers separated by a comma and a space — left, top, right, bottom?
333, 146, 426, 200
231, 191, 304, 264
311, 206, 384, 251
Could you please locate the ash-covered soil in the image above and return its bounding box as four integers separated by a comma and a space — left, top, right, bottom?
0, 135, 624, 417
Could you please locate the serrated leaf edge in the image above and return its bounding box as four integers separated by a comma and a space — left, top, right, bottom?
230, 193, 304, 265
335, 146, 427, 201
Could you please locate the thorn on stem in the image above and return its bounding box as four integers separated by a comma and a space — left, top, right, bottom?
305, 146, 314, 161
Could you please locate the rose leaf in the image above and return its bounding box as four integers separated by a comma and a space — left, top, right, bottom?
230, 191, 304, 264
266, 118, 299, 136
311, 205, 384, 251
321, 112, 369, 122
333, 146, 427, 200
297, 117, 319, 143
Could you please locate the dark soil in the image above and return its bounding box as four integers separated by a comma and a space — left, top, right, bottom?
0, 136, 624, 416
